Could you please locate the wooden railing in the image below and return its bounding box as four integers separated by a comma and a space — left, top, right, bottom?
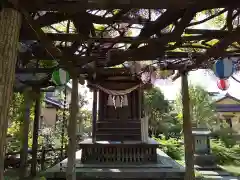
81, 144, 158, 164
5, 147, 67, 171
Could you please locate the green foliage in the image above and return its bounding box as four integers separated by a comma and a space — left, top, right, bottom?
211, 139, 240, 165
200, 9, 226, 29
144, 88, 179, 137
78, 109, 92, 135
7, 92, 36, 152
175, 85, 217, 129
93, 24, 105, 31
154, 136, 183, 160
212, 127, 237, 148
221, 165, 240, 177
144, 87, 170, 113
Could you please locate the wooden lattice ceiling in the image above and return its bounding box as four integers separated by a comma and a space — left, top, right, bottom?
8, 0, 240, 88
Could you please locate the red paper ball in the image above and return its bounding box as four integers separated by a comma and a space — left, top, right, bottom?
217, 79, 229, 90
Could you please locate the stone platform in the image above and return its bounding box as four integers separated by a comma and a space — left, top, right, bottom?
43, 138, 185, 180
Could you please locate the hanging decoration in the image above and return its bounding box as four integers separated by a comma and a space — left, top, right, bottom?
89, 83, 141, 108
51, 68, 70, 85
107, 95, 114, 106
141, 72, 151, 84
213, 58, 234, 79
124, 59, 175, 85
217, 79, 230, 90
140, 68, 174, 84
109, 95, 129, 108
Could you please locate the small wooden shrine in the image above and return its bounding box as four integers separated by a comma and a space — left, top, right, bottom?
81, 69, 158, 164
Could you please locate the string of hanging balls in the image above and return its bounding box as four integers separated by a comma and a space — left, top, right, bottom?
51, 59, 237, 92
213, 58, 238, 91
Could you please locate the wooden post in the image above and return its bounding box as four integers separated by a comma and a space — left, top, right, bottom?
92, 89, 97, 143
40, 148, 46, 171
31, 89, 41, 176
61, 85, 67, 159
181, 71, 195, 180
20, 91, 31, 180
0, 7, 22, 179
66, 76, 78, 180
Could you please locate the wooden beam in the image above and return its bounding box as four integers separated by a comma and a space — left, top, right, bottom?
20, 32, 221, 43
19, 49, 240, 69
188, 26, 240, 70
33, 12, 149, 28
10, 1, 77, 75
184, 28, 229, 35
129, 9, 187, 49
15, 68, 55, 73
23, 0, 240, 12
109, 8, 197, 65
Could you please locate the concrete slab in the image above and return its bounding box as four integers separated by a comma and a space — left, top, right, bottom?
203, 175, 239, 180
43, 148, 185, 180
200, 170, 231, 176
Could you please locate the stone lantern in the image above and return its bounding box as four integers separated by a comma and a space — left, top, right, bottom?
192, 128, 216, 166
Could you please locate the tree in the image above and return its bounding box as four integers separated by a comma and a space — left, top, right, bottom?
0, 7, 22, 178
175, 85, 216, 129
144, 87, 174, 136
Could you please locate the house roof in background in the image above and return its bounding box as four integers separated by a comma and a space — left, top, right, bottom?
214, 93, 240, 103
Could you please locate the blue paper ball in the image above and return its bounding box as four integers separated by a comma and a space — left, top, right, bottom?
213, 58, 234, 79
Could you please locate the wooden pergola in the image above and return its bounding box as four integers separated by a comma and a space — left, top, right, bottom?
1, 0, 240, 180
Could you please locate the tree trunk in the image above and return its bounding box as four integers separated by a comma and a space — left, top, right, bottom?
66, 77, 78, 180
0, 8, 22, 179
20, 92, 31, 179
181, 72, 195, 180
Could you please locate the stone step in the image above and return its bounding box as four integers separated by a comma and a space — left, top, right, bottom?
195, 165, 222, 171
96, 134, 141, 141
97, 121, 140, 129
96, 128, 141, 134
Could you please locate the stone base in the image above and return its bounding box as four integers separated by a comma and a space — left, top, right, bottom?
80, 138, 158, 164
194, 154, 216, 166
43, 139, 185, 180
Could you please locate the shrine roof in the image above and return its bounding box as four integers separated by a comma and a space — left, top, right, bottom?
10, 0, 240, 90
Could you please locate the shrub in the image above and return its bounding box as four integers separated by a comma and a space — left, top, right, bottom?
154, 135, 183, 160
211, 139, 240, 165
212, 128, 237, 148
